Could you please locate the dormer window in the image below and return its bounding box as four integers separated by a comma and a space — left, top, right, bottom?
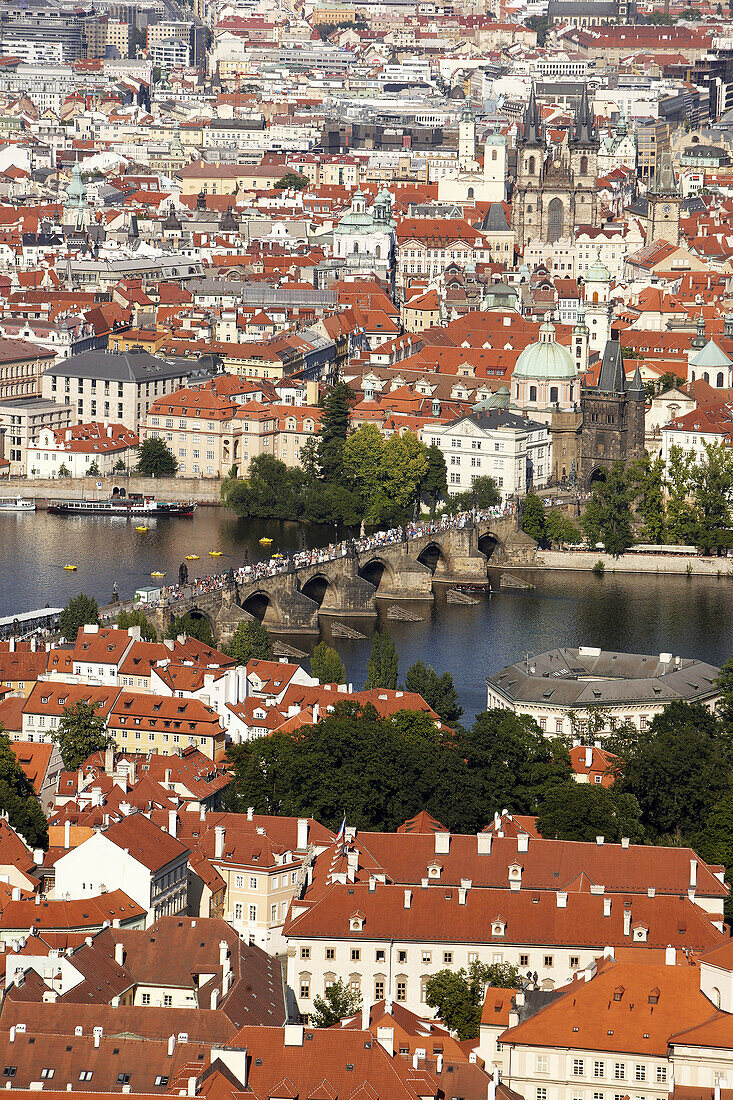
508, 863, 522, 879
427, 861, 442, 879
633, 924, 648, 942
349, 911, 365, 932
492, 919, 506, 937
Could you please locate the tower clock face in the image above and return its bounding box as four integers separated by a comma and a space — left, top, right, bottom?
663, 204, 671, 215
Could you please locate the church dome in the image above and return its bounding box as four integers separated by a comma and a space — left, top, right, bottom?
513, 319, 577, 381
585, 255, 611, 283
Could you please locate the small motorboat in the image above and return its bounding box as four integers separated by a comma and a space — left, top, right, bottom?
136, 525, 149, 532
63, 564, 77, 571
271, 553, 285, 560
259, 537, 273, 545
151, 571, 166, 578
209, 550, 223, 557
186, 554, 199, 561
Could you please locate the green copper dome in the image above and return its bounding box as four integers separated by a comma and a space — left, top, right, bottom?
513, 319, 577, 381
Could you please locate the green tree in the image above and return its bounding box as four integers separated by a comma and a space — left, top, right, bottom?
608, 700, 730, 839
166, 612, 214, 646
716, 659, 733, 728
691, 441, 733, 553
227, 619, 274, 665
365, 631, 398, 689
54, 700, 114, 770
526, 13, 548, 42
454, 711, 571, 833
629, 453, 666, 543
421, 444, 448, 514
310, 641, 346, 685
448, 475, 501, 514
342, 423, 385, 520
137, 438, 178, 477
666, 445, 697, 544
274, 172, 309, 190
317, 382, 354, 483
426, 961, 520, 1040
545, 511, 582, 547
87, 461, 101, 477
405, 660, 463, 723
535, 782, 644, 843
0, 727, 48, 849
58, 463, 70, 477
581, 462, 634, 557
113, 458, 126, 473
521, 493, 547, 544
222, 455, 305, 520
59, 593, 98, 642
116, 607, 157, 641
311, 978, 362, 1026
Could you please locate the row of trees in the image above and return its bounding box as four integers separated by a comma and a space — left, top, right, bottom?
580, 444, 733, 556
222, 383, 459, 526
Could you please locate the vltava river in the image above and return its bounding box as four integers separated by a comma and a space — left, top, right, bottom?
2, 508, 731, 721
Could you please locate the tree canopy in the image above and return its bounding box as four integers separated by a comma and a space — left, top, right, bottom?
116, 608, 157, 641
136, 438, 178, 477
310, 641, 346, 685
60, 593, 98, 642
365, 631, 398, 689
0, 727, 48, 849
404, 660, 462, 723
536, 782, 644, 843
166, 612, 214, 646
425, 961, 521, 1040
311, 979, 361, 1027
227, 619, 274, 665
54, 700, 114, 770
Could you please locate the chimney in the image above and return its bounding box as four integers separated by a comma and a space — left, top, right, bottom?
477, 832, 492, 855
434, 832, 450, 854
214, 825, 225, 859
621, 837, 629, 849
585, 746, 592, 768
690, 859, 698, 889
93, 1027, 102, 1048
210, 988, 219, 1010
283, 1025, 304, 1047
9, 1029, 15, 1044
404, 889, 412, 909
11, 887, 20, 901
556, 891, 567, 908
115, 942, 125, 967
596, 835, 605, 845
376, 1027, 394, 1057
187, 1078, 197, 1098
648, 887, 656, 897
623, 909, 631, 936
517, 833, 529, 853
665, 945, 676, 965
219, 939, 228, 967
167, 1035, 175, 1057
603, 897, 612, 916
361, 1001, 370, 1030
64, 820, 71, 849
168, 810, 177, 838
164, 769, 171, 786
436, 1053, 443, 1073
33, 849, 43, 866
297, 818, 309, 849
458, 887, 467, 905
104, 746, 114, 772
247, 807, 253, 821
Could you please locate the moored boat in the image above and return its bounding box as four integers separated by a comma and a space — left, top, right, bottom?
0, 496, 35, 512
47, 493, 195, 517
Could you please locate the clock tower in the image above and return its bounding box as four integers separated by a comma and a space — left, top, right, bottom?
647, 149, 681, 246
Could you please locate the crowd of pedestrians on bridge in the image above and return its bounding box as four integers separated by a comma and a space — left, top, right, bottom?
140, 504, 514, 612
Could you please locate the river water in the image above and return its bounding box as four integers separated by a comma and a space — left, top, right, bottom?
2, 507, 732, 722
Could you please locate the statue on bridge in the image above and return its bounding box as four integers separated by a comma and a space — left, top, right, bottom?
179, 562, 188, 587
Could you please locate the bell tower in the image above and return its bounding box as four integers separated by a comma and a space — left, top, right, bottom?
647, 150, 682, 245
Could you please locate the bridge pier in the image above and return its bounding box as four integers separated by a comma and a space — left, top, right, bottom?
358, 542, 435, 602
236, 573, 320, 636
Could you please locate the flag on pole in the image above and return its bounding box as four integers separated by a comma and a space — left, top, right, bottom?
335, 815, 346, 852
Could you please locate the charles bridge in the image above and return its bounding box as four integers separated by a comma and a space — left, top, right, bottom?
149, 516, 537, 642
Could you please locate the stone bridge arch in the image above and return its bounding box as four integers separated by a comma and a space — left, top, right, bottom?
358, 555, 397, 595
299, 572, 340, 610
415, 540, 451, 577
477, 531, 505, 561
240, 589, 283, 627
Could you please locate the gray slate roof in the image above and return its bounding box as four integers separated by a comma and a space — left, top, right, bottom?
486, 647, 721, 709
44, 351, 209, 383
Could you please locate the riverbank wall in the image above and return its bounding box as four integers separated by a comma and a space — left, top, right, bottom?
13, 477, 223, 505
534, 550, 733, 576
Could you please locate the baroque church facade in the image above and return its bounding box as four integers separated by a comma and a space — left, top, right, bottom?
511, 84, 601, 253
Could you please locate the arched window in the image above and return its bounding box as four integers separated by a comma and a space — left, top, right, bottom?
580, 154, 588, 175
550, 386, 558, 403
467, 187, 474, 199
375, 244, 381, 259
691, 371, 696, 381
492, 148, 498, 161
713, 987, 722, 1009
528, 155, 536, 175
529, 385, 537, 401
592, 292, 599, 303
717, 372, 725, 388
704, 372, 710, 383
547, 197, 563, 243
353, 242, 359, 254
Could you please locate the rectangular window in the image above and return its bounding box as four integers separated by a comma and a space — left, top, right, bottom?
325, 947, 335, 960
573, 1060, 585, 1077
300, 947, 310, 959
614, 1065, 625, 1080
656, 1069, 667, 1084
635, 1067, 646, 1082
375, 979, 385, 1000
537, 1056, 549, 1074
248, 904, 257, 922
300, 979, 310, 998
396, 981, 407, 1001
537, 1090, 547, 1100
570, 956, 580, 968
141, 994, 150, 1006
443, 951, 452, 964
398, 950, 407, 963
351, 948, 361, 962
520, 954, 529, 967
595, 1062, 605, 1078
422, 951, 432, 964
544, 955, 554, 968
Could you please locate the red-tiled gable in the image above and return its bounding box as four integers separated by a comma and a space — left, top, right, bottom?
483, 812, 542, 840
73, 627, 133, 666
663, 403, 733, 441
24, 683, 119, 719
0, 819, 35, 875
0, 641, 48, 684
101, 812, 189, 872
500, 958, 715, 1056
285, 882, 722, 951
10, 743, 54, 792
109, 691, 224, 742
397, 811, 447, 834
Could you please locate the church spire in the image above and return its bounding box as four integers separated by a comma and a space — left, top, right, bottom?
650, 149, 680, 196
571, 82, 597, 145
519, 84, 543, 147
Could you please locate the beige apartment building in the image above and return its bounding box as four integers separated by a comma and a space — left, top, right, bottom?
0, 338, 56, 401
